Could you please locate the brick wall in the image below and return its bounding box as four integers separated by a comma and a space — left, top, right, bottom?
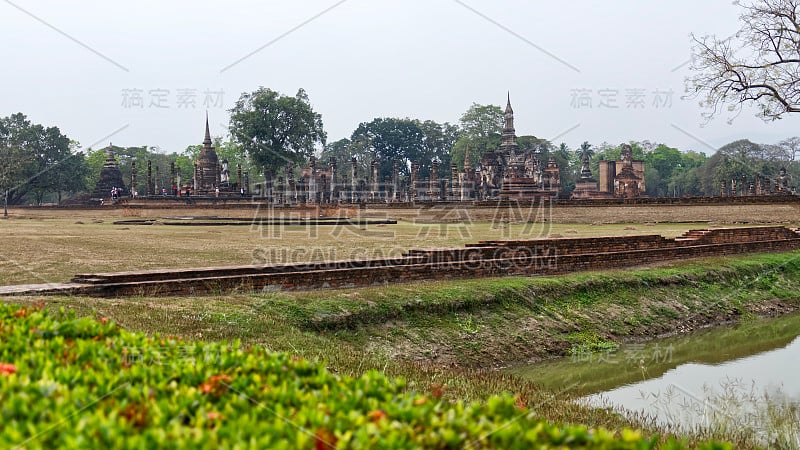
67, 226, 800, 297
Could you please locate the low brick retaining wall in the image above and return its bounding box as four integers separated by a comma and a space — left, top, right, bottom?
70, 226, 800, 296
2, 226, 798, 297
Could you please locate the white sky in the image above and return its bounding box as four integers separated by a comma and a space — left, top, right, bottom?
3, 0, 799, 156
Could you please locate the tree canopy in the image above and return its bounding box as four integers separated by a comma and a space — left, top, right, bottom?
229, 88, 326, 174
0, 113, 86, 206
687, 0, 800, 122
450, 103, 503, 169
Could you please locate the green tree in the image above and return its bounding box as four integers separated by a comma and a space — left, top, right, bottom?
0, 113, 81, 205
0, 144, 22, 216
450, 103, 503, 169
417, 119, 459, 170
229, 87, 326, 174
320, 138, 367, 173
577, 141, 593, 160
349, 118, 426, 179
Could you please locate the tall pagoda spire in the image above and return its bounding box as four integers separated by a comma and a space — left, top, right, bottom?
203, 111, 212, 147
499, 92, 519, 153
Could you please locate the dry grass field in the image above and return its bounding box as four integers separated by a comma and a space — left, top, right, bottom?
1, 204, 797, 286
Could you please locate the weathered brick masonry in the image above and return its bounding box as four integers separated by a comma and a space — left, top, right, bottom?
49, 226, 799, 297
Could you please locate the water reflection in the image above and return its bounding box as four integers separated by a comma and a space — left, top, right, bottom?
508, 312, 800, 443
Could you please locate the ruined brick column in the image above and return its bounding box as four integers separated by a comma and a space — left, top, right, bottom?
170, 162, 176, 195
131, 161, 137, 197
264, 169, 273, 202
370, 159, 379, 201
451, 164, 459, 200
410, 162, 419, 201
392, 159, 399, 202
286, 163, 295, 204
308, 156, 317, 204
329, 157, 337, 204
277, 176, 285, 205
351, 157, 358, 204
147, 160, 152, 196
319, 173, 327, 204
431, 161, 439, 200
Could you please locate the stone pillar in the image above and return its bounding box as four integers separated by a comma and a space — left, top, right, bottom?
749, 181, 755, 196
370, 159, 379, 201
170, 162, 176, 195
720, 180, 726, 197
391, 160, 399, 202
451, 164, 459, 200
431, 161, 439, 201
351, 157, 358, 203
264, 169, 273, 202
155, 166, 160, 193
146, 160, 152, 196
308, 156, 317, 204
329, 157, 337, 204
765, 177, 772, 195
461, 172, 472, 201
244, 172, 250, 195
130, 161, 137, 197
287, 163, 295, 204
410, 161, 419, 201
731, 179, 736, 197
193, 163, 198, 191
384, 176, 391, 203
277, 176, 285, 205
756, 175, 762, 195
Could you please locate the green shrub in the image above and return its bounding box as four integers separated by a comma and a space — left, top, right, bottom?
0, 303, 727, 449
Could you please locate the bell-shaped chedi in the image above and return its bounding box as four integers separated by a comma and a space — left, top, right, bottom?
195, 113, 220, 194
91, 144, 127, 198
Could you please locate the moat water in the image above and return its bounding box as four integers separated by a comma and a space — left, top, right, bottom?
509, 312, 800, 441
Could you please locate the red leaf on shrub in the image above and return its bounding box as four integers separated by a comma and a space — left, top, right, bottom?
0, 363, 17, 375
367, 410, 388, 423
314, 428, 337, 450
431, 382, 446, 399
206, 411, 224, 421
514, 394, 528, 411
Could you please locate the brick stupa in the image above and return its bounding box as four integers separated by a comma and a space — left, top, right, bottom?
91, 145, 126, 198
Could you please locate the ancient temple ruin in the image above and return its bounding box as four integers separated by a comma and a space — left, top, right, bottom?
571, 143, 646, 199
478, 94, 560, 200
91, 145, 127, 199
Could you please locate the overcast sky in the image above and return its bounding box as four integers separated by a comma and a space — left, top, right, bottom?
3, 0, 799, 156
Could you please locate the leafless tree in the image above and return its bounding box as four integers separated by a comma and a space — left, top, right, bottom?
687, 0, 800, 122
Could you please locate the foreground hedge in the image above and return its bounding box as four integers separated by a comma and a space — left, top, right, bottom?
0, 303, 727, 449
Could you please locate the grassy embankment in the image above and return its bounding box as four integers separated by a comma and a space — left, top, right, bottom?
1, 303, 732, 449
7, 251, 800, 448
3, 208, 800, 447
